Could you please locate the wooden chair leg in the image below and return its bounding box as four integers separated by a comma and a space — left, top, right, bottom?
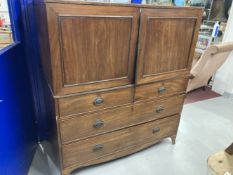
171, 135, 176, 145
225, 143, 233, 155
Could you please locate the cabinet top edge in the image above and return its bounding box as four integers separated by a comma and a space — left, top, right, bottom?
34, 0, 203, 10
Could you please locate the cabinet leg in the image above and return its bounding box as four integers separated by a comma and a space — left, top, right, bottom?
62, 165, 80, 175
62, 170, 71, 175
225, 143, 233, 155
171, 135, 176, 145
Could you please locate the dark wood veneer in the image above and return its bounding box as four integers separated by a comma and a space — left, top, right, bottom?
34, 2, 202, 174
136, 8, 202, 85
45, 4, 140, 95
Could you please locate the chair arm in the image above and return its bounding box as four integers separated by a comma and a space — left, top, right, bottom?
213, 42, 233, 55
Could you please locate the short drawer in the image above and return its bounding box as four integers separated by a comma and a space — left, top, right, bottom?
135, 78, 188, 101
59, 95, 184, 143
62, 115, 180, 168
58, 87, 133, 117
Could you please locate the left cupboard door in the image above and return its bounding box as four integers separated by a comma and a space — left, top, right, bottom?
45, 4, 139, 95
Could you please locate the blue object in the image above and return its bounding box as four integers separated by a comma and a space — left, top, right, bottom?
214, 26, 219, 37
175, 0, 185, 6
0, 0, 38, 175
212, 22, 219, 38
131, 0, 142, 4
20, 0, 50, 140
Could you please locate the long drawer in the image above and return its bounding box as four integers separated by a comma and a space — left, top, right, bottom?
62, 115, 180, 168
59, 95, 184, 144
135, 78, 188, 101
58, 87, 133, 117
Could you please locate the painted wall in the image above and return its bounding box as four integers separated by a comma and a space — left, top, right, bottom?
0, 0, 38, 174
212, 6, 233, 95
0, 45, 37, 175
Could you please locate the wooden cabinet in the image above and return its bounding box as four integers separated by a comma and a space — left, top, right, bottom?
35, 1, 202, 175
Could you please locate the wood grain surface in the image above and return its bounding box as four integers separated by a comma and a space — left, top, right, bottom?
45, 3, 139, 95
34, 2, 202, 175
58, 86, 133, 117
135, 78, 188, 101
136, 8, 202, 85
62, 115, 180, 168
59, 95, 184, 143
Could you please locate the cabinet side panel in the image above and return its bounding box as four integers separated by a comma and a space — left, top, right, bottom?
34, 4, 53, 89
35, 2, 63, 172
42, 82, 63, 173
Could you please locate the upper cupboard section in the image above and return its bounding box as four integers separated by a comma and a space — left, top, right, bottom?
40, 3, 202, 96
44, 4, 139, 95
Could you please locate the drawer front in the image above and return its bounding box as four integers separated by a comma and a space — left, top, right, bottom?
62, 115, 180, 168
59, 95, 184, 143
135, 78, 188, 101
58, 87, 133, 117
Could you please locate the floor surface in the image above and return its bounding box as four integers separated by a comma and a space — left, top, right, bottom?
28, 96, 233, 175
184, 87, 221, 104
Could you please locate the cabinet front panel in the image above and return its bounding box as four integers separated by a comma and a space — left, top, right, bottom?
46, 4, 139, 95
143, 18, 195, 75
136, 8, 202, 85
58, 86, 133, 117
61, 17, 131, 85
62, 115, 180, 168
59, 95, 184, 143
135, 78, 188, 101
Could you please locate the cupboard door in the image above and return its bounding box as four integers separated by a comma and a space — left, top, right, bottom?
46, 4, 139, 95
136, 8, 202, 85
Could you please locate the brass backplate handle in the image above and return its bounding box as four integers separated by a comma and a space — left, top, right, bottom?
93, 144, 104, 152
156, 106, 164, 113
158, 86, 166, 94
152, 128, 160, 134
93, 119, 104, 129
93, 97, 104, 106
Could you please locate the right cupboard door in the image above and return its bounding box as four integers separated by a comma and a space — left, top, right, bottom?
136, 8, 202, 85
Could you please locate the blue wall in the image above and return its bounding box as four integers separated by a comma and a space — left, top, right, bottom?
0, 0, 38, 174
0, 0, 56, 173
0, 44, 37, 174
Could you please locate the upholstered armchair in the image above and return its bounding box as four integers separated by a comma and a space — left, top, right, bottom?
187, 42, 233, 92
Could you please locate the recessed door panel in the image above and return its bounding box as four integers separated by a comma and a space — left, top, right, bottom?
143, 18, 195, 75
60, 17, 132, 85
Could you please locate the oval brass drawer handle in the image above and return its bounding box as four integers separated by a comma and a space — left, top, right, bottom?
156, 106, 164, 113
93, 119, 104, 129
93, 97, 104, 106
93, 144, 104, 152
158, 86, 166, 94
152, 128, 160, 134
